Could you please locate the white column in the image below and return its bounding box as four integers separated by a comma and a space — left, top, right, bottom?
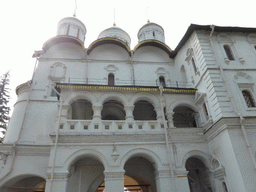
155, 106, 163, 122
155, 170, 175, 192
166, 110, 174, 128
45, 172, 69, 192
175, 169, 190, 192
124, 105, 134, 122
104, 170, 125, 192
92, 105, 103, 122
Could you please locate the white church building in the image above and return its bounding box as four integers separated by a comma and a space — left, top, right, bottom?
0, 16, 256, 192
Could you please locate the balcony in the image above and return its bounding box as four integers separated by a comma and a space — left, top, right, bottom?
59, 120, 165, 135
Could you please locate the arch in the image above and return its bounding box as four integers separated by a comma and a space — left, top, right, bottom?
101, 100, 126, 120
70, 99, 93, 120
181, 150, 211, 169
63, 149, 109, 172
63, 91, 97, 106
130, 92, 159, 108
133, 100, 157, 120
120, 147, 163, 170
98, 92, 129, 106
167, 99, 198, 113
1, 174, 46, 191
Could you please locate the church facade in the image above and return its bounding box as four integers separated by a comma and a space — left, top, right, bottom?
0, 16, 256, 192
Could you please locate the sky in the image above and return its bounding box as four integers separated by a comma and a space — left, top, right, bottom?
1, 0, 256, 120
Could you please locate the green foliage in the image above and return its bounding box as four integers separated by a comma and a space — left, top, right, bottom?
0, 71, 10, 132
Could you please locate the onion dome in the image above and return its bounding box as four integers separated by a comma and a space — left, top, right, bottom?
137, 21, 165, 43
98, 25, 131, 46
57, 17, 86, 43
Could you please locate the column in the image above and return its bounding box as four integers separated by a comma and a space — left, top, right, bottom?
155, 169, 175, 192
175, 169, 190, 192
155, 106, 164, 122
166, 110, 174, 128
124, 105, 134, 122
45, 172, 69, 192
104, 170, 125, 192
92, 104, 103, 122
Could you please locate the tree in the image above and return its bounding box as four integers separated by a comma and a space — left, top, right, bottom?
0, 71, 10, 141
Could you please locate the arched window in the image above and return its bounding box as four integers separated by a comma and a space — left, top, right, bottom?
186, 157, 212, 192
71, 99, 93, 120
108, 73, 114, 86
159, 76, 166, 87
173, 106, 197, 127
223, 45, 235, 60
133, 100, 156, 120
242, 90, 255, 108
101, 100, 126, 120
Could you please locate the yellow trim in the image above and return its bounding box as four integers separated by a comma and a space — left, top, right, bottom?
56, 84, 196, 94
87, 37, 131, 53
134, 39, 172, 53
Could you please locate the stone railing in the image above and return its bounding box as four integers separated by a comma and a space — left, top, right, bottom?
59, 120, 166, 134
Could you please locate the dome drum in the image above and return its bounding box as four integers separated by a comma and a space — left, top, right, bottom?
138, 22, 165, 43
98, 26, 131, 47
57, 17, 86, 43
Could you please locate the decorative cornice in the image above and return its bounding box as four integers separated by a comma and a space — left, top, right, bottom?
56, 84, 196, 94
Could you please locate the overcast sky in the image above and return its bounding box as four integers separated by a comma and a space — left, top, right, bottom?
1, 0, 256, 117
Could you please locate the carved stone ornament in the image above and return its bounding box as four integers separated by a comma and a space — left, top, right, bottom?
0, 152, 9, 168
185, 48, 194, 62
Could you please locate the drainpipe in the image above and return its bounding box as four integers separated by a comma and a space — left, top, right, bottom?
159, 86, 177, 192
209, 25, 256, 169
48, 84, 63, 191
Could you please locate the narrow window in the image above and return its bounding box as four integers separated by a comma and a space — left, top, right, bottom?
242, 90, 255, 108
191, 58, 197, 73
66, 25, 70, 35
223, 45, 235, 60
254, 45, 256, 50
203, 103, 209, 118
159, 76, 166, 87
108, 73, 114, 86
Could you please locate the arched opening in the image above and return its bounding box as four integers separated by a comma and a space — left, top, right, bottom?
242, 90, 255, 108
66, 157, 105, 192
159, 76, 166, 87
101, 100, 126, 120
108, 73, 115, 86
133, 100, 156, 120
186, 157, 212, 192
223, 45, 235, 60
1, 176, 46, 192
70, 99, 93, 119
173, 106, 197, 127
123, 156, 156, 192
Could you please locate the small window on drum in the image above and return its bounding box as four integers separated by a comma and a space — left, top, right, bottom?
242, 90, 255, 108
108, 73, 114, 86
159, 76, 166, 87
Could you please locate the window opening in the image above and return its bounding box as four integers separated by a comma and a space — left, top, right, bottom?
192, 58, 197, 73
71, 99, 93, 120
108, 73, 115, 86
186, 157, 212, 192
101, 100, 126, 120
242, 90, 255, 108
223, 45, 235, 60
159, 76, 166, 87
203, 103, 209, 118
173, 106, 197, 127
133, 100, 156, 120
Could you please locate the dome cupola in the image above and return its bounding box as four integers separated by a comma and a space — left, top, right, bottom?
98, 25, 131, 46
57, 17, 86, 43
138, 21, 165, 43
